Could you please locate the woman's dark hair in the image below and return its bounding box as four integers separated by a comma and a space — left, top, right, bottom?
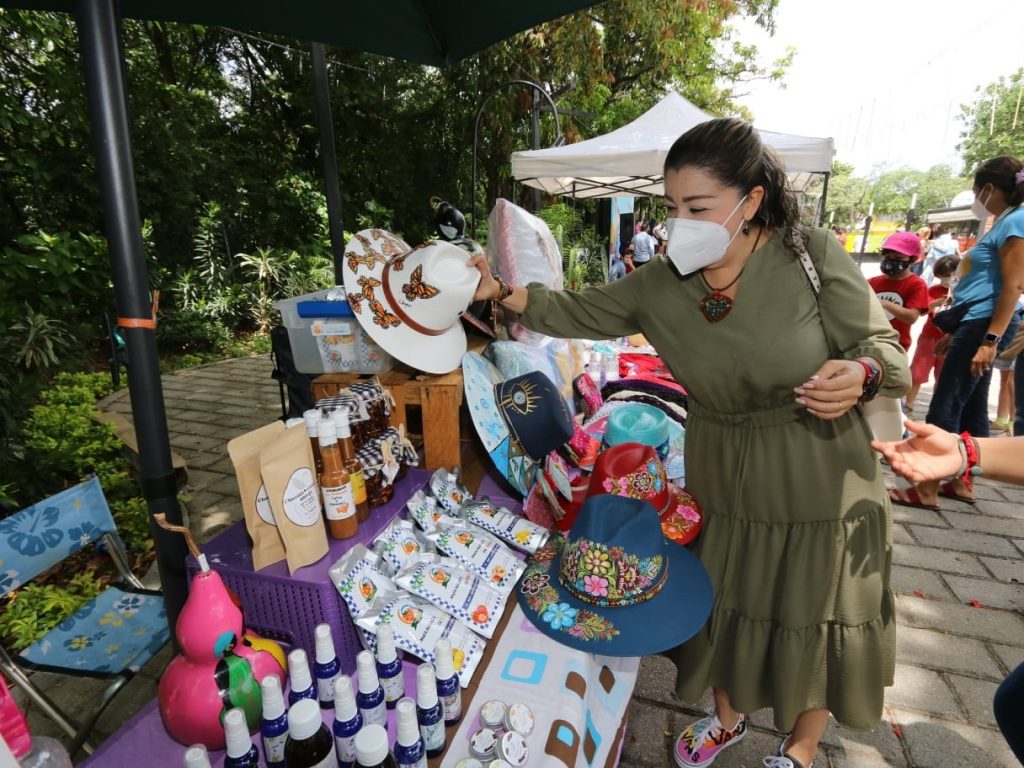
933, 255, 960, 277
664, 117, 802, 252
973, 155, 1024, 207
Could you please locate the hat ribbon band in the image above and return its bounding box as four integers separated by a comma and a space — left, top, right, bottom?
601, 463, 671, 515
382, 257, 447, 337
562, 560, 669, 608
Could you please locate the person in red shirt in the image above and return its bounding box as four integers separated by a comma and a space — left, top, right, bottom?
868, 231, 930, 351
906, 255, 962, 411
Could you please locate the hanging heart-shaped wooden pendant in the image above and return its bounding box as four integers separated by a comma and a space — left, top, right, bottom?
699, 292, 733, 323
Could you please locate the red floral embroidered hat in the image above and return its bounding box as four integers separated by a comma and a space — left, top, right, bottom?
587, 442, 703, 546
342, 230, 480, 374
516, 494, 712, 655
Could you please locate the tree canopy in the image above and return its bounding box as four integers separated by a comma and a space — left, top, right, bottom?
957, 66, 1024, 174
1, 1, 786, 266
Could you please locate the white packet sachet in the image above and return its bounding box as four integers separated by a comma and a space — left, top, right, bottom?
457, 498, 550, 554
429, 467, 472, 512
371, 518, 435, 575
407, 489, 444, 531
355, 593, 486, 688
424, 518, 524, 592
393, 555, 507, 639
329, 544, 399, 651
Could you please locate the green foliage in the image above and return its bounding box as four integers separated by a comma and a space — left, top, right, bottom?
8, 307, 72, 369
958, 68, 1024, 174
537, 202, 607, 289
0, 570, 105, 651
18, 372, 120, 499
157, 308, 231, 354
819, 161, 971, 230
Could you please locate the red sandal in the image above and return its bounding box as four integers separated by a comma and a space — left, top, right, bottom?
888, 487, 940, 511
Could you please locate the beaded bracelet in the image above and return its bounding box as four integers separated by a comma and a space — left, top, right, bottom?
494, 275, 513, 303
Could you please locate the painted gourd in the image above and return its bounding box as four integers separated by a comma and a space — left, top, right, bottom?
157, 567, 286, 748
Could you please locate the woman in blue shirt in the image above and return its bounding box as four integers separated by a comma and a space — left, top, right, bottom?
891, 155, 1024, 509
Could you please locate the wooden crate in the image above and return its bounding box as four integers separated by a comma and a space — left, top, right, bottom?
312, 338, 488, 472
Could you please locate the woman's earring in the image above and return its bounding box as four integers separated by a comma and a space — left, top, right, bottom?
741, 220, 752, 236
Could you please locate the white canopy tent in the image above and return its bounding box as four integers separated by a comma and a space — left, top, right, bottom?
511, 92, 835, 199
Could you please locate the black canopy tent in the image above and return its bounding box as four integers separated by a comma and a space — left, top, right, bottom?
4, 0, 602, 638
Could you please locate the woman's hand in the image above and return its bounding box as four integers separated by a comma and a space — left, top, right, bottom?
935, 333, 952, 356
794, 359, 865, 420
871, 420, 961, 483
467, 254, 499, 302
970, 341, 997, 378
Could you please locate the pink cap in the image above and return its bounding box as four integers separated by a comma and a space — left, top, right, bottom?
881, 231, 922, 260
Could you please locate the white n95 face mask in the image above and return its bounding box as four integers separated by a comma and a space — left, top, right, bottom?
665, 195, 747, 276
971, 189, 990, 221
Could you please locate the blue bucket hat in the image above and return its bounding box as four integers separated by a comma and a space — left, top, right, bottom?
516, 494, 713, 656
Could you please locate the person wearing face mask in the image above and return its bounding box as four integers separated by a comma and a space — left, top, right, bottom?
891, 155, 1024, 509
468, 117, 910, 768
867, 231, 930, 352
906, 255, 961, 412
920, 224, 959, 285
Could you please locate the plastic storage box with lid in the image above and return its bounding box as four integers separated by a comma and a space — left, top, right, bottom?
274, 289, 395, 374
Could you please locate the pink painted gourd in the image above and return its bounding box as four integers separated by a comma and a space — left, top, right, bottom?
157, 549, 286, 748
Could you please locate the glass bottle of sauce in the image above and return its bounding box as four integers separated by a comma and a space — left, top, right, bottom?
333, 410, 369, 521
317, 418, 357, 539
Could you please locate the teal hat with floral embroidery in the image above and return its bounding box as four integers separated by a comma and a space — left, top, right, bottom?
516, 494, 712, 656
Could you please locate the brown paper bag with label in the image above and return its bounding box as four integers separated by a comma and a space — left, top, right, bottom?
260, 423, 329, 574
227, 421, 288, 570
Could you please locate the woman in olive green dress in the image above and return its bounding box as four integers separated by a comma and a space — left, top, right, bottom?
469, 118, 909, 768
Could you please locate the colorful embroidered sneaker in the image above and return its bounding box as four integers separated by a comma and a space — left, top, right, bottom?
673, 712, 747, 767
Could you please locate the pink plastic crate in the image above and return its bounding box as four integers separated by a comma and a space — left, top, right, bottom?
186, 469, 429, 673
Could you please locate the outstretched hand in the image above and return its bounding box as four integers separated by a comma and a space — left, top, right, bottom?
467, 254, 498, 302
794, 359, 865, 420
871, 420, 962, 483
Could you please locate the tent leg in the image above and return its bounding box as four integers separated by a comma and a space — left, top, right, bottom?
817, 171, 831, 227
74, 0, 189, 641
311, 42, 346, 286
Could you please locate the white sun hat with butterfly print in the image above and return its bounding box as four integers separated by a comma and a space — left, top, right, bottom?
342, 229, 481, 374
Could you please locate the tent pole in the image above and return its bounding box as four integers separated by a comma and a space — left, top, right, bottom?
311, 42, 346, 286
74, 0, 188, 640
817, 172, 831, 227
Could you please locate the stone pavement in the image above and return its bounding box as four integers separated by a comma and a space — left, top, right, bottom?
12, 353, 1024, 767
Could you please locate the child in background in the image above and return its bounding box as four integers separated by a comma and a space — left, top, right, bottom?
868, 231, 931, 352
991, 298, 1023, 433
906, 255, 961, 412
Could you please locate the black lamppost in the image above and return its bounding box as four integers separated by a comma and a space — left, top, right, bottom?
905, 192, 918, 233
471, 80, 564, 238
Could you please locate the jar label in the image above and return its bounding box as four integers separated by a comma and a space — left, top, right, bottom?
381, 671, 405, 703
263, 732, 286, 764
254, 483, 277, 526
317, 674, 338, 704
396, 754, 427, 768
420, 719, 445, 752
282, 467, 321, 526
322, 483, 355, 521
361, 700, 387, 728
442, 690, 462, 721
351, 471, 367, 505
335, 732, 357, 766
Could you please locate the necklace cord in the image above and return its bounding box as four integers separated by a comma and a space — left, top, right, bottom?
701, 226, 763, 293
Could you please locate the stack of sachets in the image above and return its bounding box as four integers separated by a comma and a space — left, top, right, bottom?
329, 467, 552, 687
